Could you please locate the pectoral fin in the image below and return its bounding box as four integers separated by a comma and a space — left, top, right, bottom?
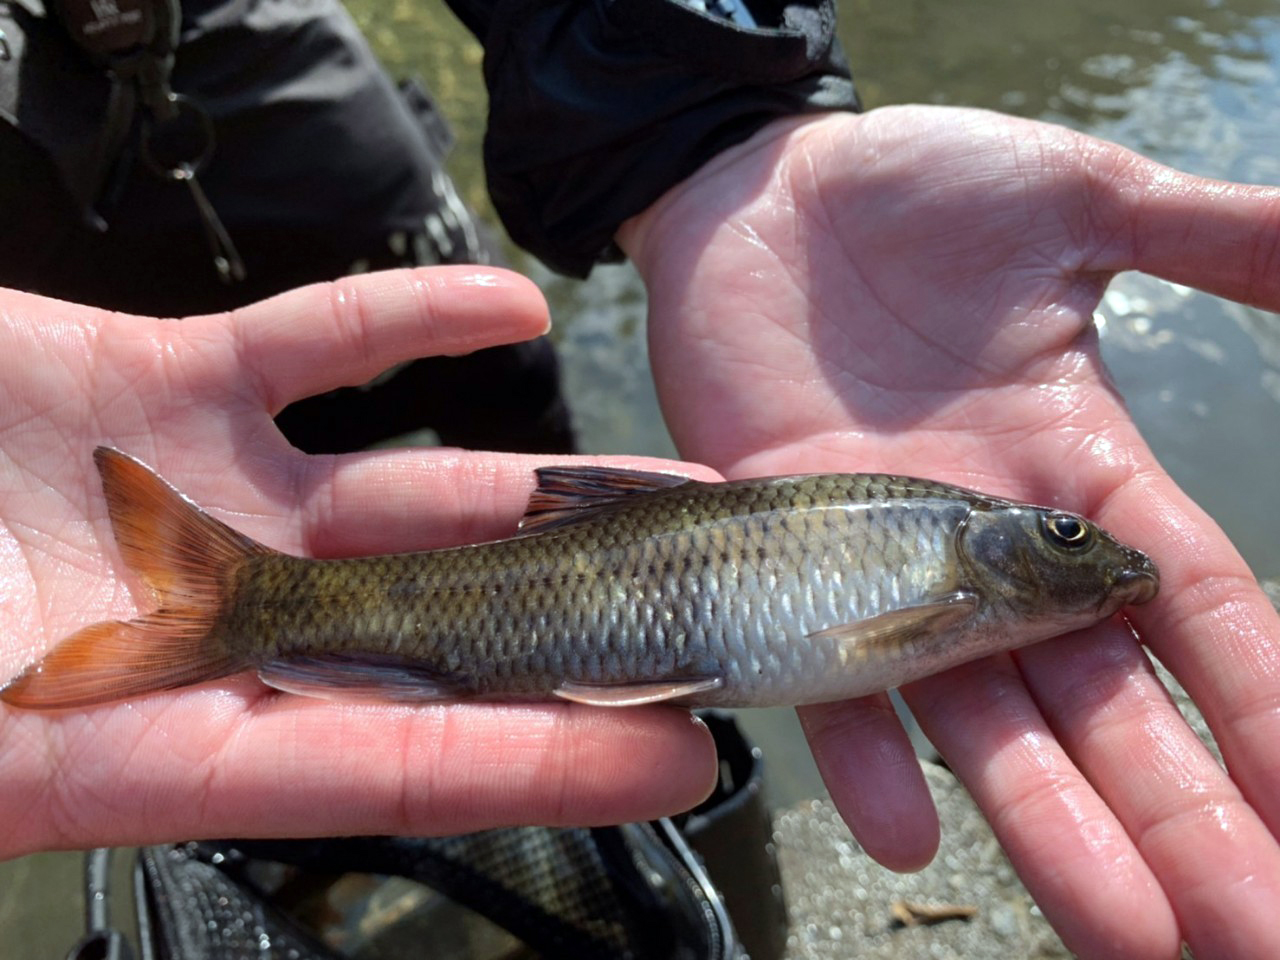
807, 592, 978, 659
553, 676, 723, 707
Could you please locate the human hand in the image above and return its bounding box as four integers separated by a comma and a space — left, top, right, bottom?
0, 269, 716, 862
621, 106, 1280, 958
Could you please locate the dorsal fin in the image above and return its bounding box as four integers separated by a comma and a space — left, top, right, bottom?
520, 466, 694, 532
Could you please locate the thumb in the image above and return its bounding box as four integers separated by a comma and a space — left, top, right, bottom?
1085, 148, 1280, 310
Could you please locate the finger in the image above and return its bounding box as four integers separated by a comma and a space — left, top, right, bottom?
2, 692, 717, 859
904, 653, 1180, 960
1086, 152, 1280, 310
206, 266, 551, 412
798, 694, 940, 871
1083, 472, 1280, 955
1090, 467, 1280, 838
1018, 616, 1280, 959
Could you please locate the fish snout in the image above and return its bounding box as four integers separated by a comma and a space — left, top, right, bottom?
1111, 556, 1160, 607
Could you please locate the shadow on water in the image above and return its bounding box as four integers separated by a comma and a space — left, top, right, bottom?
4, 0, 1280, 951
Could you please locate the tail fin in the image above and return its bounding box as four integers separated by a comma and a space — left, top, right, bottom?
1, 448, 272, 710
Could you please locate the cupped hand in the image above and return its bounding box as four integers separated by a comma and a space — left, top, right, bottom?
0, 268, 717, 862
622, 105, 1280, 959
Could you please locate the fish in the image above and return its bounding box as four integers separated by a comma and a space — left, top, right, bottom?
0, 447, 1159, 711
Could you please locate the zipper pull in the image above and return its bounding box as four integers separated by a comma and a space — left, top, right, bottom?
140, 91, 246, 284
171, 162, 247, 283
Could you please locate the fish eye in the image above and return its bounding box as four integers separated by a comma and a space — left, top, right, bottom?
1044, 513, 1091, 549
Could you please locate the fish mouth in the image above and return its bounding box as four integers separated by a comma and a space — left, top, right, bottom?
1109, 561, 1160, 608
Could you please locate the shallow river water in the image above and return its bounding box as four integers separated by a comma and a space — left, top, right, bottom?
3, 0, 1279, 953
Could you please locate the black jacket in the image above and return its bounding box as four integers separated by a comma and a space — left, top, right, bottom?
0, 0, 857, 298
447, 0, 859, 275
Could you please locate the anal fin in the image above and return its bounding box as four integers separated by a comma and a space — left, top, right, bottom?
259, 653, 462, 703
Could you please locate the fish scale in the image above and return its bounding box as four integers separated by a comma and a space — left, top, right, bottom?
0, 452, 1160, 711
214, 485, 988, 704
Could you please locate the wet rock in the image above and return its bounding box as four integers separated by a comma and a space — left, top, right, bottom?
772, 765, 1070, 960
1261, 575, 1280, 613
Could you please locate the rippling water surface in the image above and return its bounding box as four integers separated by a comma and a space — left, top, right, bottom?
3, 0, 1278, 950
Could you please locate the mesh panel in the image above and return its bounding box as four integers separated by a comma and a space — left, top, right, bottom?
141, 843, 347, 960
424, 829, 630, 949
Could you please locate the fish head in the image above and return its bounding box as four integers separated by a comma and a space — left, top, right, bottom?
956, 504, 1159, 631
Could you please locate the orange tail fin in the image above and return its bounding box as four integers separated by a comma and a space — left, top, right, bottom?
1, 448, 273, 710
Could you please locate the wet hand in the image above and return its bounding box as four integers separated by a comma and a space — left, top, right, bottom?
622, 105, 1280, 958
0, 269, 717, 861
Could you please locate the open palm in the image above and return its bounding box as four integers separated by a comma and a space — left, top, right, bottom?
625, 106, 1280, 959
0, 268, 716, 861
